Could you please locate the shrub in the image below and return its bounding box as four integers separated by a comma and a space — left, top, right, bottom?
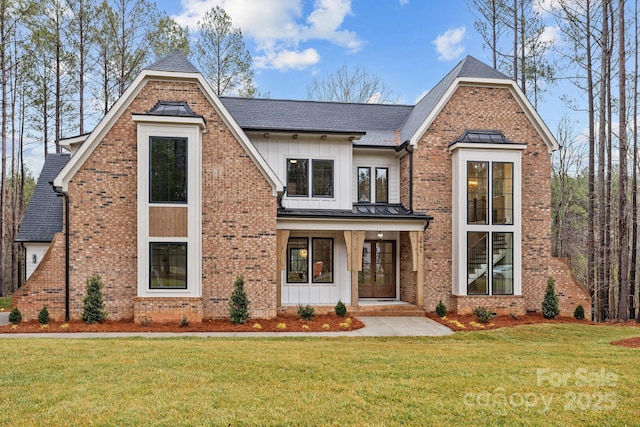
472, 307, 492, 323
82, 274, 108, 324
38, 306, 50, 325
180, 316, 189, 327
574, 304, 585, 320
335, 300, 347, 317
297, 304, 315, 321
542, 276, 560, 319
435, 300, 447, 318
140, 316, 153, 327
9, 307, 22, 324
229, 275, 250, 324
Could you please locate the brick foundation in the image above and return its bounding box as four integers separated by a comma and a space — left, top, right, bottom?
133, 297, 204, 323
451, 295, 526, 316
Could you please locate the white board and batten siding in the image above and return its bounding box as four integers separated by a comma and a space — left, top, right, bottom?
24, 243, 51, 280
253, 137, 353, 209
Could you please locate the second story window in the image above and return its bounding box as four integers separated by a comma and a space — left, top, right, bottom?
357, 167, 371, 202
375, 167, 388, 203
150, 136, 187, 203
287, 158, 334, 198
287, 159, 308, 196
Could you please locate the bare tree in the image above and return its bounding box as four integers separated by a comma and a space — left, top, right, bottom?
618, 0, 629, 321
306, 64, 396, 104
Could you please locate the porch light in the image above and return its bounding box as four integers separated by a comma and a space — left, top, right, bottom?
377, 231, 384, 239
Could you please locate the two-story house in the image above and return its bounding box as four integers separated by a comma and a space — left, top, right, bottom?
14, 52, 591, 322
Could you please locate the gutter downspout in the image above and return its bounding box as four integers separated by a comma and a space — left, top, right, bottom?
396, 141, 414, 213
51, 183, 70, 322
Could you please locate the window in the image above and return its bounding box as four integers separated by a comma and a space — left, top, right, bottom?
150, 243, 187, 289
312, 160, 334, 197
287, 237, 308, 283
357, 167, 371, 202
286, 237, 334, 284
150, 137, 187, 203
466, 161, 515, 295
312, 238, 334, 283
375, 167, 388, 203
287, 159, 308, 196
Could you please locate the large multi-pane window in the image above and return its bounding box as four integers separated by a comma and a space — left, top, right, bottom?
286, 237, 334, 284
150, 137, 187, 203
466, 161, 514, 295
150, 243, 187, 289
287, 158, 334, 198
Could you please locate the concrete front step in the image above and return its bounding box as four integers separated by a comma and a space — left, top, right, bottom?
351, 304, 425, 317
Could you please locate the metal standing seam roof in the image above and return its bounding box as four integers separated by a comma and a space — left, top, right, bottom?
278, 204, 433, 222
16, 153, 71, 242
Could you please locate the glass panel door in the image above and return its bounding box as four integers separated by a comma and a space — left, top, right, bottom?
359, 240, 396, 298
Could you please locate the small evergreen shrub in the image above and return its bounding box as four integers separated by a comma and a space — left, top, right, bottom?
140, 316, 153, 327
542, 276, 560, 319
180, 316, 189, 327
82, 274, 108, 324
8, 307, 22, 324
472, 307, 492, 323
229, 275, 250, 324
297, 304, 315, 321
435, 300, 447, 318
335, 300, 347, 317
38, 306, 50, 325
574, 304, 585, 320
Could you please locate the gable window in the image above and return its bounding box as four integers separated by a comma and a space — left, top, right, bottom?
150, 136, 187, 203
312, 238, 334, 283
375, 167, 389, 203
357, 167, 371, 202
287, 159, 308, 196
312, 160, 334, 197
150, 242, 187, 289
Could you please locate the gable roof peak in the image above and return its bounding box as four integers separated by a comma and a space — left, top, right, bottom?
144, 51, 200, 74
455, 55, 511, 80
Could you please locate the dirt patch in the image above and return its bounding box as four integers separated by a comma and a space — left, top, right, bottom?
426, 312, 594, 331
611, 337, 640, 348
0, 314, 363, 334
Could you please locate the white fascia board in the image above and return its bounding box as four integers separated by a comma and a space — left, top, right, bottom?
59, 134, 89, 149
409, 77, 560, 154
54, 69, 283, 194
277, 218, 426, 231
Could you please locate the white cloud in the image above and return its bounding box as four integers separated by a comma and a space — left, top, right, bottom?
540, 25, 561, 46
173, 0, 362, 70
432, 27, 466, 61
255, 48, 321, 70
399, 0, 409, 5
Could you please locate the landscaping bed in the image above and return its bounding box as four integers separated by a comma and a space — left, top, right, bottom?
426, 311, 595, 331
0, 313, 364, 333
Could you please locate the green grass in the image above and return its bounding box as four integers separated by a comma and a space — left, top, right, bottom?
0, 296, 11, 310
1, 324, 639, 426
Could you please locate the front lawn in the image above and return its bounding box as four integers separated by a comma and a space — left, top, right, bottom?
0, 296, 11, 310
1, 324, 638, 426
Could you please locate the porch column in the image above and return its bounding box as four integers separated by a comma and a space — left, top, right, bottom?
344, 230, 365, 307
276, 230, 290, 308
410, 231, 424, 307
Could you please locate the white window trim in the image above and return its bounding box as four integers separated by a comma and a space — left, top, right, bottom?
451, 148, 522, 296
136, 122, 202, 297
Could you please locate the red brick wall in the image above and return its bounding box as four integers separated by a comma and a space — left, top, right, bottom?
414, 85, 591, 315
16, 78, 277, 322
12, 233, 66, 321
133, 297, 203, 323
550, 257, 592, 319
452, 295, 526, 316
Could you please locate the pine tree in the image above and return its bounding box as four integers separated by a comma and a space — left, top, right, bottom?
229, 274, 250, 324
542, 276, 560, 319
38, 306, 50, 324
82, 274, 107, 324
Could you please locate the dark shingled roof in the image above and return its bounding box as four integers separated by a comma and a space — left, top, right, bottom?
16, 153, 70, 242
144, 51, 199, 73
220, 56, 511, 146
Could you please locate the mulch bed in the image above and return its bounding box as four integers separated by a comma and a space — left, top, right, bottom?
611, 337, 640, 348
425, 311, 594, 332
0, 314, 364, 334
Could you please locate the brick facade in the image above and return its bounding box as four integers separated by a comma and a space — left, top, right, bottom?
414, 85, 588, 317
15, 79, 277, 322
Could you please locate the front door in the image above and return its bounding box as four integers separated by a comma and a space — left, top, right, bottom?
358, 240, 396, 298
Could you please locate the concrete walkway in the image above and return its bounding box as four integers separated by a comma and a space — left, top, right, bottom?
0, 316, 453, 338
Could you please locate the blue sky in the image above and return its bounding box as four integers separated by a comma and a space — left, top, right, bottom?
162, 0, 489, 104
